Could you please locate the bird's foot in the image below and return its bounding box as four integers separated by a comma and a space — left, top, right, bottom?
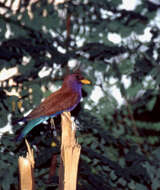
62, 112, 80, 131
71, 117, 79, 131
50, 118, 57, 137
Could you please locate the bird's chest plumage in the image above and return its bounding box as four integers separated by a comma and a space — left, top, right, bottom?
68, 83, 82, 110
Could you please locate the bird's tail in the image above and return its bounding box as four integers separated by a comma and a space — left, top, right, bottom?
16, 117, 47, 141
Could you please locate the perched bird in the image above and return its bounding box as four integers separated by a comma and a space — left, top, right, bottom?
16, 73, 90, 141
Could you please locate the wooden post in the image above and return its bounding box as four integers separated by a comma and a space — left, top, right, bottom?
59, 112, 81, 190
18, 139, 35, 190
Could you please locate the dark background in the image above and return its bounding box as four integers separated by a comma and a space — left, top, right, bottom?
0, 0, 160, 189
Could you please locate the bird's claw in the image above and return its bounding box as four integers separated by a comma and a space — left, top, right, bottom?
50, 118, 57, 137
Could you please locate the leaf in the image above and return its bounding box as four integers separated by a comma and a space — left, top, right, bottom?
32, 84, 43, 105
152, 147, 160, 160
134, 22, 146, 34
111, 0, 122, 6
135, 183, 147, 190
107, 21, 122, 33
146, 97, 156, 111
127, 83, 142, 98
0, 103, 8, 127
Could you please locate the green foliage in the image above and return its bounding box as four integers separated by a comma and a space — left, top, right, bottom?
1, 0, 160, 189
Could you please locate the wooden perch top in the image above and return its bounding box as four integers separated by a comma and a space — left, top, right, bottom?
59, 112, 81, 190
18, 139, 35, 190
61, 112, 77, 147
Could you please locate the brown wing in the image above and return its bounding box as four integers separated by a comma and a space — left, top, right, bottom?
27, 88, 80, 120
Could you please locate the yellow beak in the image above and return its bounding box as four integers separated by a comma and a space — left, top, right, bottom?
80, 79, 91, 85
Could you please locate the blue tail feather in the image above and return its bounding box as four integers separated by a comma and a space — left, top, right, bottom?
16, 117, 49, 141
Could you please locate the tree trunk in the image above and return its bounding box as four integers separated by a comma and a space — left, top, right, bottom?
59, 112, 81, 190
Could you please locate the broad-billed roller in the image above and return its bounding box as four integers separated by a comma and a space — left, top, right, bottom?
16, 73, 90, 141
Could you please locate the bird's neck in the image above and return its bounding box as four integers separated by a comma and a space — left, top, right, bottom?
63, 81, 82, 95
71, 82, 82, 93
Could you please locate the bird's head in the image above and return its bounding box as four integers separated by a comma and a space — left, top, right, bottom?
63, 73, 91, 91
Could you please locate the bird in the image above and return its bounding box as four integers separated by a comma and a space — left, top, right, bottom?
16, 73, 90, 141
